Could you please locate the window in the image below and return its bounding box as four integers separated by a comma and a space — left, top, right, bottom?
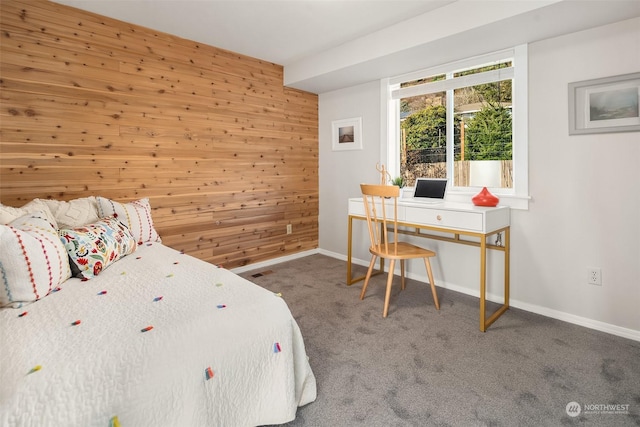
385, 46, 529, 209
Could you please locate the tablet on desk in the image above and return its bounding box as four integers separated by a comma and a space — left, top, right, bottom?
412, 178, 447, 203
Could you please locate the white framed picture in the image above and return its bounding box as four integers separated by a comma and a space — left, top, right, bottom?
331, 117, 362, 151
569, 72, 640, 135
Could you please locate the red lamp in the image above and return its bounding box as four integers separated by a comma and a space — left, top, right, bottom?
472, 187, 499, 207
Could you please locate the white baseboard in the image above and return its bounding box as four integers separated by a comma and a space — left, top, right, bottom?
317, 250, 640, 342
317, 248, 349, 262
509, 301, 640, 342
230, 249, 319, 274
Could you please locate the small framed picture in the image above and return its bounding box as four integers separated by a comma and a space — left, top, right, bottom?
568, 72, 640, 135
332, 117, 362, 151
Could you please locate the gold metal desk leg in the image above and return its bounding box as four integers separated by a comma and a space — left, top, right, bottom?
481, 227, 511, 331
480, 237, 487, 332
347, 215, 354, 285
504, 227, 510, 308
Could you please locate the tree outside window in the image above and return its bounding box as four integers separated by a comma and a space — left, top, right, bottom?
397, 65, 513, 188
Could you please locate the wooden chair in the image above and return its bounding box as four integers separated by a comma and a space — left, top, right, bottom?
359, 183, 440, 317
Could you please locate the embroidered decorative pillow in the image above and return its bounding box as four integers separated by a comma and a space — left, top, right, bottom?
59, 216, 137, 279
0, 212, 72, 308
39, 196, 99, 229
0, 200, 57, 227
0, 203, 25, 225
96, 197, 161, 244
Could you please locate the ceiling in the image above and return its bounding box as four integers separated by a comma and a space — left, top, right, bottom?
52, 0, 454, 65
53, 0, 640, 93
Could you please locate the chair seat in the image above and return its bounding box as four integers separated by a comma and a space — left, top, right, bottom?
369, 241, 435, 260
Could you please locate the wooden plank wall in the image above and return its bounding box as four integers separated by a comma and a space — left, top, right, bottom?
0, 0, 319, 269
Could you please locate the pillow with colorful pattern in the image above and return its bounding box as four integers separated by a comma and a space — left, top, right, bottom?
59, 216, 137, 279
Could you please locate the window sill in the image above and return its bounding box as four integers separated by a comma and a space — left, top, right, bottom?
447, 190, 530, 210
402, 187, 530, 210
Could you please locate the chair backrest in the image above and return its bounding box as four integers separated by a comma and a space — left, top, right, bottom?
360, 184, 400, 256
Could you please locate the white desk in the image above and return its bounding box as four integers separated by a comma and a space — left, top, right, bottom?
347, 198, 510, 331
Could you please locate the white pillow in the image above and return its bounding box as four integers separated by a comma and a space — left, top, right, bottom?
0, 200, 57, 227
39, 197, 99, 229
0, 203, 27, 224
0, 212, 72, 308
96, 197, 161, 244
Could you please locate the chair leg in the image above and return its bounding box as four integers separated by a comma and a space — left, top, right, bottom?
400, 259, 405, 290
383, 259, 396, 317
360, 255, 377, 300
423, 257, 440, 310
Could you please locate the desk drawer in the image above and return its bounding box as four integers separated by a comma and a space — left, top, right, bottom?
348, 199, 366, 217
404, 206, 483, 231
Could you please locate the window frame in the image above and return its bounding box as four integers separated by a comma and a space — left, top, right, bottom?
382, 45, 530, 210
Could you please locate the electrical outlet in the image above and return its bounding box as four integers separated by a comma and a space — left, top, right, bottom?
587, 268, 602, 286
286, 224, 292, 235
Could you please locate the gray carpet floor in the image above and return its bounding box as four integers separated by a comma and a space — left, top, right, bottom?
240, 254, 640, 427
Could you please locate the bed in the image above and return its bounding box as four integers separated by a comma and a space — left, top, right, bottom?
0, 196, 316, 427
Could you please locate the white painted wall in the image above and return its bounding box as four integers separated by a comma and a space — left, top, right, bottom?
318, 17, 640, 340
318, 81, 383, 257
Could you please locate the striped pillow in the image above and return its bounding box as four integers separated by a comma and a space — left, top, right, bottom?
96, 197, 161, 245
0, 212, 72, 308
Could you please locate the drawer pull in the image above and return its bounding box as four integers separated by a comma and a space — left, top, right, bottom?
436, 215, 442, 221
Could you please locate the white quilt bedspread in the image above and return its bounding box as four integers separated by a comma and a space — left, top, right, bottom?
0, 243, 316, 427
